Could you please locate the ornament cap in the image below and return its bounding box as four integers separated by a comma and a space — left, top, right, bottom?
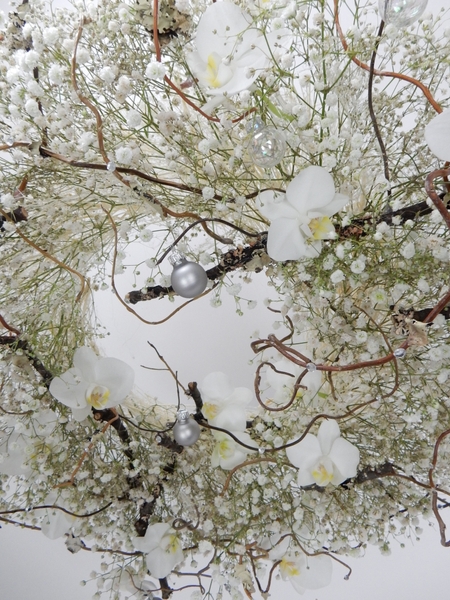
168, 249, 186, 267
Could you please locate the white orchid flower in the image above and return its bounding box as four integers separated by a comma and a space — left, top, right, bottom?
286, 420, 359, 487
277, 551, 332, 595
0, 410, 57, 477
211, 429, 256, 470
257, 166, 349, 262
133, 523, 184, 579
199, 371, 252, 431
40, 495, 77, 540
424, 108, 450, 161
49, 347, 134, 421
187, 2, 290, 96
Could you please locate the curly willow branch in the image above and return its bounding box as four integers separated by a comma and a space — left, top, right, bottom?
55, 412, 119, 488
71, 18, 128, 186
103, 207, 216, 325
152, 0, 255, 124
0, 502, 112, 519
0, 209, 89, 302
333, 0, 442, 113
429, 428, 450, 546
254, 362, 309, 412
0, 314, 21, 336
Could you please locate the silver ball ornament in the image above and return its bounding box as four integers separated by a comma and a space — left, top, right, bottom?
170, 258, 208, 298
379, 0, 428, 27
173, 409, 201, 446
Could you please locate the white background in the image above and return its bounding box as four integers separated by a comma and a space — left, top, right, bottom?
1, 0, 450, 598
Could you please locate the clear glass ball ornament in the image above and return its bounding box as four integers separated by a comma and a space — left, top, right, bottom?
379, 0, 428, 28
169, 251, 208, 298
173, 409, 201, 446
393, 348, 406, 358
247, 117, 286, 169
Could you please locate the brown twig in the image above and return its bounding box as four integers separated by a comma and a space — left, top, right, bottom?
220, 457, 280, 495
0, 314, 21, 336
146, 342, 188, 394
333, 0, 442, 113
254, 362, 309, 412
127, 234, 268, 304
55, 413, 119, 488
0, 502, 112, 519
103, 207, 217, 325
71, 18, 129, 186
0, 208, 89, 302
429, 428, 450, 546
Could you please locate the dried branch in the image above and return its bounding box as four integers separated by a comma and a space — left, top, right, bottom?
0, 208, 89, 302
127, 234, 268, 304
333, 0, 442, 113
0, 336, 53, 385
254, 362, 308, 412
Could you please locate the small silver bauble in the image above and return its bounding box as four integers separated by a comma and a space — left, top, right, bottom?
247, 117, 286, 168
379, 0, 428, 27
170, 252, 208, 298
173, 409, 201, 446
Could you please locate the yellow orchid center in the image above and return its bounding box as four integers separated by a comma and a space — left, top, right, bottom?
280, 558, 301, 578
206, 53, 223, 88
311, 459, 334, 486
308, 216, 335, 240
217, 438, 235, 459
203, 402, 219, 420
165, 534, 180, 555
28, 441, 52, 461
85, 384, 110, 409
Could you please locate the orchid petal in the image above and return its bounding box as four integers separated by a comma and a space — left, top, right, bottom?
296, 554, 332, 589
212, 66, 258, 96
49, 372, 88, 410
72, 347, 98, 381
286, 166, 336, 214
267, 535, 290, 559
95, 357, 134, 405
289, 578, 306, 594
286, 434, 321, 469
219, 446, 248, 470
329, 436, 360, 481
194, 3, 252, 58
266, 218, 308, 262
212, 406, 247, 431
318, 192, 349, 217
142, 523, 172, 552
146, 543, 182, 579
227, 386, 253, 406
256, 190, 297, 221
70, 405, 92, 422
317, 420, 341, 456
297, 466, 318, 487
425, 108, 450, 161
41, 509, 73, 540
200, 371, 234, 401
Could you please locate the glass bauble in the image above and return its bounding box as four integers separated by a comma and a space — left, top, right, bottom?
173, 409, 201, 446
379, 0, 428, 27
170, 257, 208, 298
248, 126, 287, 168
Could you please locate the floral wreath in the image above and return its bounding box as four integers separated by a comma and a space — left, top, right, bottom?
1, 0, 450, 598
